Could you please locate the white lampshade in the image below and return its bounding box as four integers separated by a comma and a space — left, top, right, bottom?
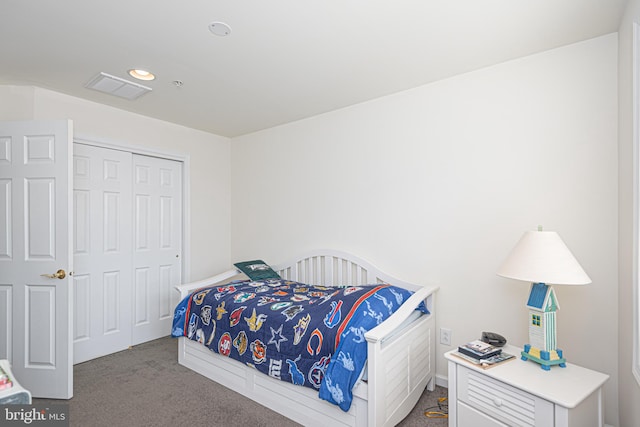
497, 230, 591, 285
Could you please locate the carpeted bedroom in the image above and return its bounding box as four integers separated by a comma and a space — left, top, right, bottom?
34, 337, 448, 427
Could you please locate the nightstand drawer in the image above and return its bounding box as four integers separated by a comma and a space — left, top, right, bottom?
457, 365, 553, 426
458, 401, 509, 427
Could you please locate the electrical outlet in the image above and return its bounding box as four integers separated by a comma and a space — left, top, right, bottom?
440, 327, 452, 346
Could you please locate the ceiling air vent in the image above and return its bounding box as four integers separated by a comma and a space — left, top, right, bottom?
85, 72, 152, 100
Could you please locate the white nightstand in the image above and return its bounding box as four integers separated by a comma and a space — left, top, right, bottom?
445, 344, 609, 427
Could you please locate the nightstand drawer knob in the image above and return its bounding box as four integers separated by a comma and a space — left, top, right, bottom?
493, 397, 503, 407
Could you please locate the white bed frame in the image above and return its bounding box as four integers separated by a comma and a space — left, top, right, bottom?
175, 250, 438, 427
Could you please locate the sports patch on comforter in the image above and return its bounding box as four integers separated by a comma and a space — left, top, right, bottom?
172, 279, 428, 411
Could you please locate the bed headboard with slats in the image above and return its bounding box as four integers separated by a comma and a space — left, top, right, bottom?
273, 249, 422, 292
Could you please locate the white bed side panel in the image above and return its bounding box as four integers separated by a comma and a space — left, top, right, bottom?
368, 314, 434, 427
179, 337, 367, 427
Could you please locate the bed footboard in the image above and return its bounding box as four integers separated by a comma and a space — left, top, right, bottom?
365, 288, 436, 426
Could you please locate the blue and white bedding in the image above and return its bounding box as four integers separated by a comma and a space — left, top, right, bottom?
172, 278, 428, 411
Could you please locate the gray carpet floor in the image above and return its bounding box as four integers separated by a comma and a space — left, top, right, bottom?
34, 337, 448, 427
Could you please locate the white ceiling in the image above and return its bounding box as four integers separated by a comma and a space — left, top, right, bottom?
0, 0, 628, 138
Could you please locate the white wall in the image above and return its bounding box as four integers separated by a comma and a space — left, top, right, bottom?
0, 30, 622, 424
0, 85, 233, 281
618, 1, 640, 426
231, 34, 620, 424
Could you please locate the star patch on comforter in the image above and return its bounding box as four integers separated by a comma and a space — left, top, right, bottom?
172, 279, 428, 411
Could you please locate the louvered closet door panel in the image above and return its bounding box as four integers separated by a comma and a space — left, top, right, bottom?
73, 144, 132, 364
132, 154, 182, 345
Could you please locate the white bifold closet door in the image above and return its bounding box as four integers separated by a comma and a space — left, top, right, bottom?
73, 144, 133, 364
73, 144, 182, 364
131, 154, 182, 345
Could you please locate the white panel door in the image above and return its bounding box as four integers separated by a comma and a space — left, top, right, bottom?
0, 120, 73, 398
132, 155, 182, 344
73, 143, 132, 364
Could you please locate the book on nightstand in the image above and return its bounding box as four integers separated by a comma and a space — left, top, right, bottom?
452, 350, 516, 369
458, 340, 502, 360
0, 365, 13, 390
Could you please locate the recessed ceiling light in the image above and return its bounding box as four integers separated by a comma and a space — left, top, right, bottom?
128, 69, 156, 81
209, 21, 231, 37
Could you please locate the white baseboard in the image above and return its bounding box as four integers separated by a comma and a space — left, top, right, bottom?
434, 374, 448, 389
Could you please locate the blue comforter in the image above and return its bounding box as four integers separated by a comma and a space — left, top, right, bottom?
172, 278, 428, 411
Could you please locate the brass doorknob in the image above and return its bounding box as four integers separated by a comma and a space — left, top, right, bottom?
41, 269, 66, 280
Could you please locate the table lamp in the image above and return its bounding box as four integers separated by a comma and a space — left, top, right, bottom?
497, 227, 591, 370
